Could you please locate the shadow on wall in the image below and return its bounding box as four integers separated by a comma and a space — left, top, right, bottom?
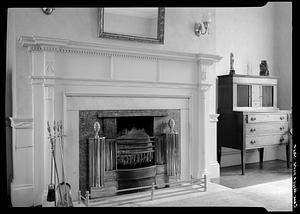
5, 68, 13, 207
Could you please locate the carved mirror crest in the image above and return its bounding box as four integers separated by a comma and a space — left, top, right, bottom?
98, 7, 165, 44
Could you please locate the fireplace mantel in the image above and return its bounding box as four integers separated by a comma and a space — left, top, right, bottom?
19, 35, 222, 63
11, 35, 222, 206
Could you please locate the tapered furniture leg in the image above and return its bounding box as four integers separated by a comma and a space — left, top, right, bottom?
259, 148, 264, 169
286, 143, 290, 169
217, 145, 221, 165
241, 149, 245, 175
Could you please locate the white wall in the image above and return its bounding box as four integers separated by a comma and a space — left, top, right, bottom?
272, 2, 293, 161
215, 2, 292, 167
215, 4, 275, 77
273, 2, 292, 111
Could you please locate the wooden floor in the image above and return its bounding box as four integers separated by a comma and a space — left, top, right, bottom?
211, 159, 292, 189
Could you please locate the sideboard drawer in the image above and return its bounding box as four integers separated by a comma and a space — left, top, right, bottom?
245, 122, 288, 136
245, 134, 288, 149
246, 113, 288, 123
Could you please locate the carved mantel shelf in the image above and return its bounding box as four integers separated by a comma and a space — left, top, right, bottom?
18, 35, 222, 63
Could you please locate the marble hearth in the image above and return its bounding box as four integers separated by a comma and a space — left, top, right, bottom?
10, 35, 222, 206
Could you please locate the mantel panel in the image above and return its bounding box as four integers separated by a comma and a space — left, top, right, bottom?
66, 96, 189, 111
55, 52, 111, 80
114, 57, 157, 82
160, 60, 197, 84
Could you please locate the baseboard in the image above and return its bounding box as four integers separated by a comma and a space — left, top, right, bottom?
11, 183, 34, 207
208, 162, 220, 180
221, 147, 279, 168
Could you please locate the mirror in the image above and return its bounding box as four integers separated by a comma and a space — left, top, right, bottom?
98, 7, 165, 44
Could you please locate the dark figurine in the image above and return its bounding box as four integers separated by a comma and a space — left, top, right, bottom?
260, 60, 269, 76
229, 53, 235, 75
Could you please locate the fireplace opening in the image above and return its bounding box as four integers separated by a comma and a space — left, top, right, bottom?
115, 116, 156, 191
116, 129, 155, 170
79, 109, 181, 198
117, 116, 154, 137
116, 116, 155, 170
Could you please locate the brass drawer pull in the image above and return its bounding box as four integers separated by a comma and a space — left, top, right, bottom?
280, 126, 285, 131
250, 128, 256, 132
250, 117, 256, 121
250, 140, 256, 144
280, 116, 285, 120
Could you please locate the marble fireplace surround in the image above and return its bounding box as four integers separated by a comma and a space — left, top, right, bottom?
14, 35, 222, 206
78, 108, 181, 195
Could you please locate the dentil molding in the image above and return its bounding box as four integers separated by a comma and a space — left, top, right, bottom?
19, 35, 222, 63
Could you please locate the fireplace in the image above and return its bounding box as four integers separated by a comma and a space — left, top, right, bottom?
13, 35, 221, 206
79, 109, 180, 198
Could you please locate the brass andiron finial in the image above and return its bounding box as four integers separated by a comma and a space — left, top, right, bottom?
166, 118, 179, 177
93, 122, 101, 139
168, 119, 176, 134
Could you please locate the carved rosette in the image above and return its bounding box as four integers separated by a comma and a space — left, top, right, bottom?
197, 54, 222, 86
45, 60, 54, 74
44, 51, 55, 76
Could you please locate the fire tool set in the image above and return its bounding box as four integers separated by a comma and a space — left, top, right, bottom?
47, 120, 73, 207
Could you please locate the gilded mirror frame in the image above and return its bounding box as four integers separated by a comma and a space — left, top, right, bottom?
98, 8, 165, 44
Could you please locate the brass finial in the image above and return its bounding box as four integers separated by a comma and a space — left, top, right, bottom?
94, 122, 101, 138
168, 119, 175, 134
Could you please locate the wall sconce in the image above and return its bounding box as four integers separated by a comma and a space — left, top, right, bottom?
42, 8, 55, 15
194, 12, 212, 36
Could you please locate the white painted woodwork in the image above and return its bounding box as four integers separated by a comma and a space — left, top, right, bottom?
9, 118, 34, 207
11, 35, 222, 206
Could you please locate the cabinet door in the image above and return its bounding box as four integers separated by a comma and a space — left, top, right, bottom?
251, 85, 261, 107
262, 86, 274, 107
237, 85, 250, 107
